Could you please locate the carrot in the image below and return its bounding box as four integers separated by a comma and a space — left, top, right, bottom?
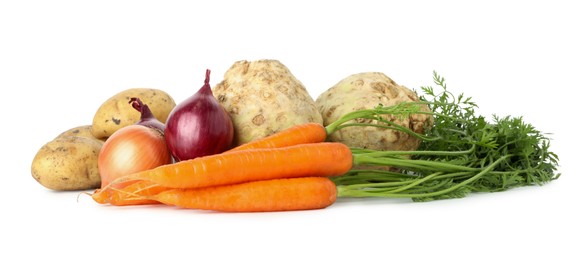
124, 177, 338, 212
102, 142, 353, 191
92, 180, 165, 206
228, 122, 327, 152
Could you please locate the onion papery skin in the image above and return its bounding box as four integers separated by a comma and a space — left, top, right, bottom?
98, 125, 172, 188
129, 97, 166, 133
164, 70, 234, 161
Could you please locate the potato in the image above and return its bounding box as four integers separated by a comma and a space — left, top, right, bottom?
213, 59, 323, 145
91, 88, 175, 139
31, 136, 103, 191
316, 72, 432, 152
56, 125, 105, 142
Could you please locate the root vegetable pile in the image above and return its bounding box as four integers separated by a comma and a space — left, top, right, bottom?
32, 60, 560, 213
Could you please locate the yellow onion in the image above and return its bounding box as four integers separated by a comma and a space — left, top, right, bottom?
98, 125, 171, 188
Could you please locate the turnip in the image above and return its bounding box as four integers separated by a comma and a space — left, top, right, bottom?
212, 59, 322, 145
316, 72, 432, 152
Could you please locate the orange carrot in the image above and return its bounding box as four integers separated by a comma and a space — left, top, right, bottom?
92, 180, 165, 206
128, 177, 338, 212
228, 123, 327, 152
102, 142, 353, 191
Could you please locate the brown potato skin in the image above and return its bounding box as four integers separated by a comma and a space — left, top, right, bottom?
56, 125, 106, 142
31, 136, 102, 191
91, 88, 175, 139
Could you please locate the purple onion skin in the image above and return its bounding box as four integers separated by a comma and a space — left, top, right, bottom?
164, 69, 234, 161
129, 97, 166, 133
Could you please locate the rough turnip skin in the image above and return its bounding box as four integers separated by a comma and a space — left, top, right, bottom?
316, 72, 432, 152
213, 60, 323, 145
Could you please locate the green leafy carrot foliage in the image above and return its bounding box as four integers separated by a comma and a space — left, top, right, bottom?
334, 71, 560, 202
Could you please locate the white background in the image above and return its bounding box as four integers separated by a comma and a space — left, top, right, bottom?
1, 0, 586, 259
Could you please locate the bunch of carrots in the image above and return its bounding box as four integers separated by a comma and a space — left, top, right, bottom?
91, 123, 355, 212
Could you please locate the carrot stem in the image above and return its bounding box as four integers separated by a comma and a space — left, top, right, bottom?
337, 156, 509, 198
323, 102, 424, 136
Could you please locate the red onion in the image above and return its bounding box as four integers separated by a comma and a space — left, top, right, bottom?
164, 69, 234, 161
129, 97, 166, 133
